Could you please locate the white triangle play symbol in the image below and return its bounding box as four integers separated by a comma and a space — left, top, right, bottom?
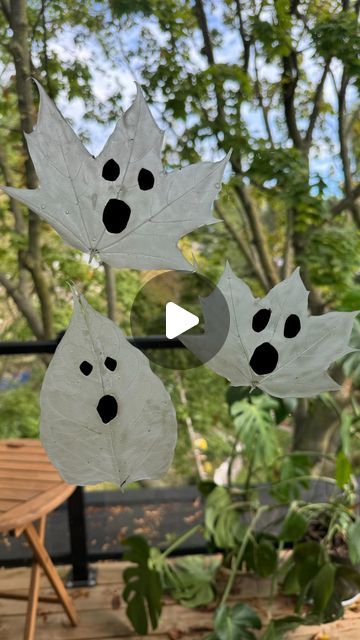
166, 302, 199, 339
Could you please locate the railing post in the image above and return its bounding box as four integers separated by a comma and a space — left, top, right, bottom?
65, 486, 96, 587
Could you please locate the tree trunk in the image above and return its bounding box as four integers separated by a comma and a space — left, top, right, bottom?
293, 372, 353, 464
7, 0, 54, 339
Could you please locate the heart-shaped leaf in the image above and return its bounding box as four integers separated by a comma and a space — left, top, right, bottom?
279, 509, 308, 543
40, 288, 177, 486
214, 603, 262, 640
181, 263, 358, 398
2, 81, 229, 270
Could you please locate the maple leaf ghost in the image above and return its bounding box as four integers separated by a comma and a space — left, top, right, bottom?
1, 80, 229, 270
181, 263, 359, 398
40, 288, 177, 486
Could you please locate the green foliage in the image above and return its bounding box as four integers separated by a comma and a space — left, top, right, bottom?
271, 453, 312, 503
229, 394, 280, 468
204, 486, 245, 549
0, 361, 43, 438
313, 11, 360, 86
110, 0, 153, 17
260, 616, 303, 640
279, 508, 308, 543
161, 555, 221, 608
122, 536, 162, 634
0, 386, 39, 437
308, 225, 360, 300
208, 603, 262, 640
335, 451, 352, 489
251, 2, 292, 62
247, 146, 326, 230
281, 540, 360, 623
347, 518, 360, 566
243, 536, 278, 578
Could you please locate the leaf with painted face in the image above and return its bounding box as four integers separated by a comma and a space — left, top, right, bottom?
40, 289, 177, 486
1, 80, 229, 270
181, 263, 358, 398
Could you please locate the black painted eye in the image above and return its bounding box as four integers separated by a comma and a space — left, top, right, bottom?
97, 394, 118, 424
249, 342, 279, 376
79, 360, 93, 376
102, 159, 120, 181
252, 308, 271, 332
138, 168, 155, 190
103, 199, 131, 234
105, 357, 117, 371
284, 314, 301, 338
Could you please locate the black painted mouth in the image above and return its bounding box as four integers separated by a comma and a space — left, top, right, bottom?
102, 199, 131, 234
250, 342, 279, 376
97, 394, 118, 424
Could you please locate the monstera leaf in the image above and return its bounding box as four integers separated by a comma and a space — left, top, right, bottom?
181, 263, 358, 398
40, 288, 177, 486
1, 80, 229, 270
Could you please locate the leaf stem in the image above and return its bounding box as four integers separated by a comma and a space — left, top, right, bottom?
220, 505, 268, 606
268, 539, 284, 617
161, 524, 202, 560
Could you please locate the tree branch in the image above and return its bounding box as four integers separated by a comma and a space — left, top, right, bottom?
292, 229, 326, 314
281, 0, 304, 149
282, 51, 303, 149
175, 371, 207, 481
194, 0, 279, 288
331, 183, 360, 216
0, 146, 25, 234
254, 46, 274, 146
194, 0, 214, 64
339, 72, 351, 192
214, 202, 270, 290
338, 68, 360, 226
8, 0, 54, 338
234, 182, 279, 287
0, 272, 43, 339
304, 60, 330, 147
281, 209, 294, 279
193, 0, 225, 122
41, 0, 54, 98
234, 0, 251, 71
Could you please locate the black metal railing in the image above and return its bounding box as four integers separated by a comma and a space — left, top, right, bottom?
0, 334, 184, 355
0, 335, 186, 587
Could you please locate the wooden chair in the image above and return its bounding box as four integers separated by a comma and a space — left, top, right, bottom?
0, 439, 78, 640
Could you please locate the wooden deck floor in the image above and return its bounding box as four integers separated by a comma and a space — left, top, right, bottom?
1, 560, 360, 639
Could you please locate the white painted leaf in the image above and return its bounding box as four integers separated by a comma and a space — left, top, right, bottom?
181, 263, 359, 398
40, 290, 177, 486
2, 81, 229, 270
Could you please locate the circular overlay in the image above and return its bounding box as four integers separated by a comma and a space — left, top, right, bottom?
130, 271, 230, 370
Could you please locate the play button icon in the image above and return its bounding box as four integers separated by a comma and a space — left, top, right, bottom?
166, 302, 199, 339
130, 270, 230, 370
